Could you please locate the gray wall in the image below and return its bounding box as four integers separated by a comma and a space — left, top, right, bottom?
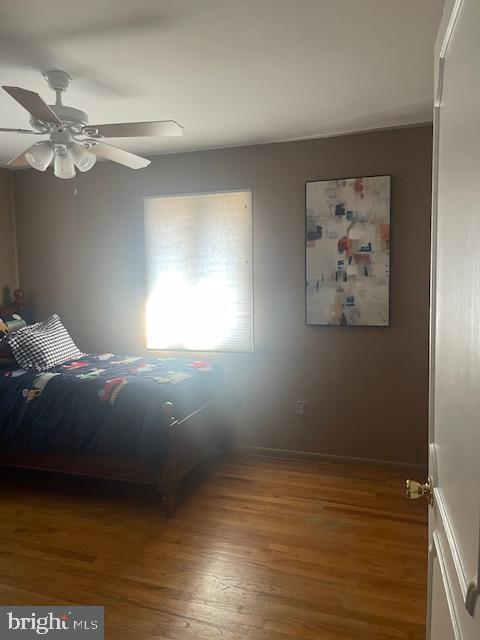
0, 169, 17, 303
12, 125, 432, 465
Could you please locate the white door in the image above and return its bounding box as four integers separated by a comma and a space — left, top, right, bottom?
424, 0, 480, 638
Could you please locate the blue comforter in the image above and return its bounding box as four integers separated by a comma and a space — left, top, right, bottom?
0, 353, 230, 469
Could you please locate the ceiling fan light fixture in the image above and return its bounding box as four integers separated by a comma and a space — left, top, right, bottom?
25, 141, 54, 171
3, 71, 181, 178
54, 148, 76, 180
69, 143, 96, 172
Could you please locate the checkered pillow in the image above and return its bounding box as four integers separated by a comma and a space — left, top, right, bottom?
6, 314, 84, 372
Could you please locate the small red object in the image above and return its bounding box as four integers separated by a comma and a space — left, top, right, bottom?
354, 178, 364, 196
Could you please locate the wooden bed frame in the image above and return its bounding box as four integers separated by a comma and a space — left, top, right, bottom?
0, 290, 235, 517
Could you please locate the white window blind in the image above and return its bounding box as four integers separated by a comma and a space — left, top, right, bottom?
144, 190, 253, 352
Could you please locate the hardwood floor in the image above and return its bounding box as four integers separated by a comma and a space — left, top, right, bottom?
0, 456, 427, 639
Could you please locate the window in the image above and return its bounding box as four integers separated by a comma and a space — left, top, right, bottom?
144, 190, 253, 352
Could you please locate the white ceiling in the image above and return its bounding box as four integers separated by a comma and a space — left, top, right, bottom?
0, 0, 443, 166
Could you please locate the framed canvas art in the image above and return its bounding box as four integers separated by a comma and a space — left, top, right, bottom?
305, 175, 391, 326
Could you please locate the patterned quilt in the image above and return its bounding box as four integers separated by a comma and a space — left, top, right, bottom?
0, 354, 230, 468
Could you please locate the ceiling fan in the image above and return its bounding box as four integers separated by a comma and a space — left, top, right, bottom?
1, 70, 183, 179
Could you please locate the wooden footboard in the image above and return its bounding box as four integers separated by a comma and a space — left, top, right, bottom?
158, 394, 234, 516
158, 401, 178, 517
0, 393, 234, 518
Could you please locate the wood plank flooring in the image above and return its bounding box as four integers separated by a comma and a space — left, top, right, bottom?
0, 456, 427, 639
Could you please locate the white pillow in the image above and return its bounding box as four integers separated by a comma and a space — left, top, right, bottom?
7, 314, 84, 372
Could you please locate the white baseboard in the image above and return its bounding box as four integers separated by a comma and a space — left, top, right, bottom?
236, 445, 427, 472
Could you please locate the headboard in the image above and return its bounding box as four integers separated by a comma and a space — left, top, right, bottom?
0, 289, 25, 317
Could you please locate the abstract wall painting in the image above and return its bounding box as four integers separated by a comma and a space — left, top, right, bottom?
306, 175, 390, 326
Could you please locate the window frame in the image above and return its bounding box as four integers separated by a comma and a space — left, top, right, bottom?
142, 188, 254, 354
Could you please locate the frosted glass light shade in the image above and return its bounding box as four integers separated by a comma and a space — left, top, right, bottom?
69, 143, 96, 172
54, 149, 75, 179
25, 141, 54, 171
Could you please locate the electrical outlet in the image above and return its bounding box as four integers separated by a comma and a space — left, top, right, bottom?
296, 400, 307, 417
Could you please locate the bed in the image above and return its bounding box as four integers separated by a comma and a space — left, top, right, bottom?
0, 290, 236, 516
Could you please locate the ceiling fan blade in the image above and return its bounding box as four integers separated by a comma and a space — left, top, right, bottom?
2, 86, 61, 125
91, 142, 151, 169
7, 145, 37, 168
87, 120, 183, 138
0, 127, 42, 134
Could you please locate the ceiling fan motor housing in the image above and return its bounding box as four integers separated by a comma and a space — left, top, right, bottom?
52, 104, 88, 127
30, 104, 88, 133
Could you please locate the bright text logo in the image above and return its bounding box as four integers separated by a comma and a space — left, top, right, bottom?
0, 607, 104, 639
